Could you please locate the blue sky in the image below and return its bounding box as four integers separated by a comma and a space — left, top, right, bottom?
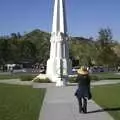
0, 0, 120, 41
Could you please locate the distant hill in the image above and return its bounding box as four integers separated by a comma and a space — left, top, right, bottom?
21, 29, 94, 45
22, 29, 50, 43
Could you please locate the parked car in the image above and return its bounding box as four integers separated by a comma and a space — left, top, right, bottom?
13, 69, 26, 73
13, 64, 26, 73
39, 66, 46, 74
72, 66, 80, 74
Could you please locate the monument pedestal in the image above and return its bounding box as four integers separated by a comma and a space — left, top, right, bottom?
46, 57, 72, 86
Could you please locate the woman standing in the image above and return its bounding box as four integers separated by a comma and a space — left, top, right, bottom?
75, 66, 92, 113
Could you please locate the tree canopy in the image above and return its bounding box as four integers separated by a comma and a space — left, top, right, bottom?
0, 28, 120, 67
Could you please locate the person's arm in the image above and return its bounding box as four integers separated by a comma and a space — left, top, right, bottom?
87, 75, 91, 85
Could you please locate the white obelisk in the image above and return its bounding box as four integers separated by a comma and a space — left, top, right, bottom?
46, 0, 72, 86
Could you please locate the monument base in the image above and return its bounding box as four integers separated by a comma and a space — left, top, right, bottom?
55, 78, 64, 86
46, 58, 72, 86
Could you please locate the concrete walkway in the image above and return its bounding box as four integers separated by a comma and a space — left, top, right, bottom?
39, 86, 114, 120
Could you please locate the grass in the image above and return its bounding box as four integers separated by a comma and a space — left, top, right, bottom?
0, 83, 46, 120
69, 72, 120, 83
0, 74, 36, 80
0, 74, 19, 79
91, 72, 120, 80
92, 84, 120, 120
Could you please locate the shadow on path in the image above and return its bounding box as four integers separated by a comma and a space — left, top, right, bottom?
87, 107, 120, 114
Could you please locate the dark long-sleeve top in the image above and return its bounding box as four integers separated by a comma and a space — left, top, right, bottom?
75, 74, 92, 99
76, 74, 90, 87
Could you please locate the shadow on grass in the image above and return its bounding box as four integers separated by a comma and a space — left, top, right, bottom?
87, 107, 120, 114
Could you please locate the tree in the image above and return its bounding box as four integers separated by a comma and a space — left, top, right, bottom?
96, 28, 118, 66
11, 32, 22, 40
70, 41, 97, 66
0, 39, 12, 64
19, 40, 37, 62
97, 27, 113, 48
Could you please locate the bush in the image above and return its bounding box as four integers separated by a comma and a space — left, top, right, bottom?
33, 78, 51, 83
68, 77, 76, 83
90, 73, 120, 80
20, 75, 34, 81
90, 75, 100, 81
68, 75, 100, 83
31, 75, 100, 83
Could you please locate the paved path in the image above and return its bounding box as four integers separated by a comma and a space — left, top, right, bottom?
39, 86, 114, 120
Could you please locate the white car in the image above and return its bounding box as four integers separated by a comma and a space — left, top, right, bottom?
72, 66, 80, 73
13, 69, 26, 73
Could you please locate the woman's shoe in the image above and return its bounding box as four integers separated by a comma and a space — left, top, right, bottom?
79, 108, 83, 113
82, 107, 87, 113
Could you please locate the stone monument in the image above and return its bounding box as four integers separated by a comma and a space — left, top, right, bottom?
46, 0, 72, 86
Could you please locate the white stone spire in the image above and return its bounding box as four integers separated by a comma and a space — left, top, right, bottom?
52, 0, 67, 34
46, 0, 72, 86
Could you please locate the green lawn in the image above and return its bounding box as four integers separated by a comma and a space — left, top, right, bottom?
69, 72, 120, 83
0, 74, 36, 80
92, 84, 120, 120
0, 74, 19, 79
91, 72, 120, 80
0, 83, 46, 120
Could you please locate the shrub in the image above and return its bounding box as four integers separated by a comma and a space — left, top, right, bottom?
90, 75, 100, 81
68, 77, 76, 83
32, 75, 100, 83
68, 75, 100, 83
20, 75, 34, 81
33, 78, 51, 83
